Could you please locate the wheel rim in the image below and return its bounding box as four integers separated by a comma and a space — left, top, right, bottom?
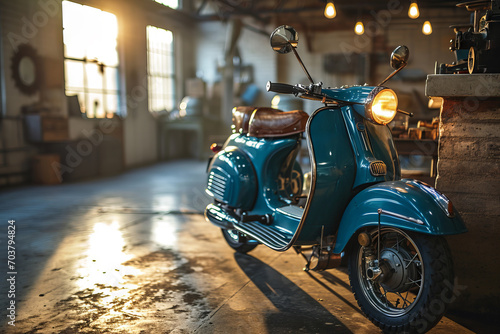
357, 228, 424, 317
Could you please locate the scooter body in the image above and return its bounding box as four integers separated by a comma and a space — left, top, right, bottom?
205, 85, 465, 253
204, 25, 467, 333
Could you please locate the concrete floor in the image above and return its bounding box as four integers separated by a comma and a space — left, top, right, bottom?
0, 160, 481, 333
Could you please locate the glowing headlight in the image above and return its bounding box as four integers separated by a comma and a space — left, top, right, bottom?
366, 88, 398, 125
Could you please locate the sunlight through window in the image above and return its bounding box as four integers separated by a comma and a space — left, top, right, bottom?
153, 0, 179, 9
63, 1, 121, 118
147, 26, 176, 113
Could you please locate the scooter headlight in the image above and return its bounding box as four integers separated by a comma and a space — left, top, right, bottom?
366, 88, 398, 125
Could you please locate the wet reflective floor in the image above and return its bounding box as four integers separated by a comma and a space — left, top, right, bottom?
0, 161, 477, 333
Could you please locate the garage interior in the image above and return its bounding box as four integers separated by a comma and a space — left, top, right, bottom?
0, 0, 499, 333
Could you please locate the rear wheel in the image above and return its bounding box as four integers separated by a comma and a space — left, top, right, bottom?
221, 228, 258, 254
348, 227, 454, 333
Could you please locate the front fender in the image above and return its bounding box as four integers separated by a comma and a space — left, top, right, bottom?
333, 179, 467, 253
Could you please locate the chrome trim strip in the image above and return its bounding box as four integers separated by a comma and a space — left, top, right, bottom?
378, 208, 424, 225
234, 223, 288, 250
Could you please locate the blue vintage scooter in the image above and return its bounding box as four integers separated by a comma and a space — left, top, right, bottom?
205, 25, 466, 333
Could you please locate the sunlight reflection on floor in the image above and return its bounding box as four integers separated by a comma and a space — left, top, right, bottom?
76, 220, 141, 302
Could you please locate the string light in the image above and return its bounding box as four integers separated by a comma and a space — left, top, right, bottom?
355, 21, 364, 35
422, 20, 432, 35
408, 1, 420, 19
324, 2, 336, 19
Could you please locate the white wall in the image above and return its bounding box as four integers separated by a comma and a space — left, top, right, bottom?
194, 21, 278, 124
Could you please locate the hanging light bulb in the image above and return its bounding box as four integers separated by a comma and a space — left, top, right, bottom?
422, 20, 432, 35
324, 2, 336, 19
408, 1, 420, 19
355, 21, 364, 35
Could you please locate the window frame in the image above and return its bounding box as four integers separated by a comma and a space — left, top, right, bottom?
62, 0, 122, 119
146, 25, 176, 115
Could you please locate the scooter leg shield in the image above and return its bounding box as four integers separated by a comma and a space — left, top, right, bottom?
332, 179, 467, 254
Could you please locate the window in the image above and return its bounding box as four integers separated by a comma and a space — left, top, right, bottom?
153, 0, 179, 9
62, 1, 121, 118
147, 26, 175, 113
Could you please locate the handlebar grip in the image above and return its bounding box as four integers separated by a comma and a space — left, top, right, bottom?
266, 81, 303, 95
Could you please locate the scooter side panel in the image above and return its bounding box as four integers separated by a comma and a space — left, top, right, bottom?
332, 179, 467, 253
231, 134, 301, 214
207, 133, 301, 213
206, 145, 257, 210
296, 107, 356, 243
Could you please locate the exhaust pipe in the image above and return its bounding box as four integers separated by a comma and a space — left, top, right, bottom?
205, 203, 238, 229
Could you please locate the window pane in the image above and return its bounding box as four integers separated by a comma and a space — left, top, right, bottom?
85, 63, 103, 91
65, 60, 84, 90
105, 93, 118, 114
147, 25, 175, 113
105, 67, 119, 91
63, 1, 120, 118
87, 93, 104, 118
154, 0, 178, 9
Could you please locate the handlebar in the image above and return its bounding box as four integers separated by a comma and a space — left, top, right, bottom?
266, 81, 337, 104
266, 81, 306, 95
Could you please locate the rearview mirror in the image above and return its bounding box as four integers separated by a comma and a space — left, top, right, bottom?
390, 45, 409, 70
270, 25, 299, 54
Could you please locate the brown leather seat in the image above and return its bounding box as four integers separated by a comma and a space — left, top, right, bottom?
248, 107, 309, 138
232, 106, 256, 134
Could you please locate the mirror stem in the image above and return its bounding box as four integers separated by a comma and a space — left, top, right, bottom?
290, 43, 315, 84
397, 109, 414, 117
378, 63, 406, 86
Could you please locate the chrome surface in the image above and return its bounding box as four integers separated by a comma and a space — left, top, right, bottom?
366, 262, 382, 281
364, 87, 396, 124
390, 45, 410, 70
378, 46, 409, 86
378, 209, 425, 225
207, 170, 228, 201
369, 161, 387, 176
358, 227, 424, 317
226, 229, 241, 242
276, 205, 304, 219
270, 25, 298, 54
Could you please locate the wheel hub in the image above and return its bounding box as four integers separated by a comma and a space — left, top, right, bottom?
379, 247, 417, 292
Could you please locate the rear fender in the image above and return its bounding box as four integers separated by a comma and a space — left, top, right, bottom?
332, 179, 467, 254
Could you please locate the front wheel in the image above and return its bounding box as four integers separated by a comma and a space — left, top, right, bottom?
348, 227, 454, 333
221, 228, 258, 254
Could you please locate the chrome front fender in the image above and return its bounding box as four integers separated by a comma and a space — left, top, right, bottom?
332, 179, 467, 254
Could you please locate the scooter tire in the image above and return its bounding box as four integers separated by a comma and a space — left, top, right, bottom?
221, 228, 258, 254
347, 228, 455, 333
